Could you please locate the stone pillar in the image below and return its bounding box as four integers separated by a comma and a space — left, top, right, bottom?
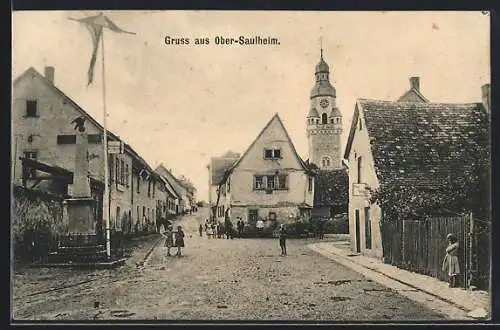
63, 118, 96, 237
73, 129, 91, 198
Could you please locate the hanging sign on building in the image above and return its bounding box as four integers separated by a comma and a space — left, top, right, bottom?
108, 141, 124, 154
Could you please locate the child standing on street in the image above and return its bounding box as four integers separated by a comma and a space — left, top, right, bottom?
175, 226, 185, 257
163, 225, 174, 257
279, 224, 287, 256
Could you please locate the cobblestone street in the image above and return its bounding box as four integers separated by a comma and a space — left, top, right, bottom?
12, 209, 447, 321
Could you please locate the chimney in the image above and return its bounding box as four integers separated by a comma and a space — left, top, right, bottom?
482, 84, 491, 114
44, 66, 55, 84
409, 76, 420, 92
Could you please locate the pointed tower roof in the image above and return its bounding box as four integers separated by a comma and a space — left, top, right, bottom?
310, 49, 336, 99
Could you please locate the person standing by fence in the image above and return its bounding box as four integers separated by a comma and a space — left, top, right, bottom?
279, 224, 287, 256
442, 233, 460, 288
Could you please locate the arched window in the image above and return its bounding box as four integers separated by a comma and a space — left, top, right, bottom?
321, 113, 328, 124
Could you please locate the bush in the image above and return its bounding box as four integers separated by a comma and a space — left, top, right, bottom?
12, 189, 68, 262
324, 214, 349, 234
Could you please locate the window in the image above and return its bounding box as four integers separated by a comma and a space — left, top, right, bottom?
266, 175, 275, 189
120, 160, 125, 185
136, 175, 140, 193
269, 212, 277, 221
308, 176, 313, 192
143, 206, 146, 218
26, 100, 38, 117
277, 174, 287, 189
88, 134, 102, 144
125, 164, 129, 187
264, 148, 282, 159
365, 207, 372, 249
109, 157, 114, 183
322, 113, 328, 124
115, 158, 120, 185
136, 206, 140, 222
359, 118, 363, 130
56, 134, 102, 144
357, 156, 362, 184
322, 156, 331, 167
152, 181, 156, 198
254, 175, 264, 189
116, 206, 121, 230
23, 151, 38, 178
148, 180, 151, 197
330, 119, 334, 124
57, 135, 76, 144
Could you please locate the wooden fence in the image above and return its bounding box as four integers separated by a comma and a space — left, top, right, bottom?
381, 212, 490, 290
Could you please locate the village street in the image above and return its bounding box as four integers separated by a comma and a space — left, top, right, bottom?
12, 208, 448, 322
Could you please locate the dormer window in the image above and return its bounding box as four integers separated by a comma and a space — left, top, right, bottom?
264, 148, 281, 159
359, 118, 363, 130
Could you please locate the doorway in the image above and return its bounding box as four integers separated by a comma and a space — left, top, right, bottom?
355, 209, 361, 253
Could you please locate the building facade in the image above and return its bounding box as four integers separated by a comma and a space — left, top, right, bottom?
306, 50, 343, 170
12, 66, 166, 236
207, 152, 240, 222
344, 77, 491, 259
306, 51, 348, 220
220, 113, 315, 229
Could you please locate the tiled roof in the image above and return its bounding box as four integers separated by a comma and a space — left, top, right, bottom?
211, 157, 239, 185
14, 67, 158, 178
313, 169, 349, 207
225, 113, 313, 181
359, 99, 489, 189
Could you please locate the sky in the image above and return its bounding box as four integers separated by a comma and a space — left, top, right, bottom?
12, 11, 490, 201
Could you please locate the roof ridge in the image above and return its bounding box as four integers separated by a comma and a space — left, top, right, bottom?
14, 66, 161, 174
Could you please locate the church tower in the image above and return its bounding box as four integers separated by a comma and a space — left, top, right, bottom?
306, 48, 343, 170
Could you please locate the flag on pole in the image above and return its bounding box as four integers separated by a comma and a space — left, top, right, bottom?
69, 13, 136, 85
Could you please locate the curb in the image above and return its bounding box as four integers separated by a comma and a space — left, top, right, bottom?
308, 243, 475, 320
141, 236, 164, 267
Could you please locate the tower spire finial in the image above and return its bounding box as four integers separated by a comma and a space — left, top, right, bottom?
320, 36, 323, 59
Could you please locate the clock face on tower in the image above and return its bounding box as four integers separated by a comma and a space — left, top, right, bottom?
320, 98, 329, 108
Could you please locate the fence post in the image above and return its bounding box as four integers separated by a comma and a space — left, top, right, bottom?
468, 212, 474, 289
401, 219, 405, 267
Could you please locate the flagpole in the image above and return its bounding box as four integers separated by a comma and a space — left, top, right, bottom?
101, 29, 112, 259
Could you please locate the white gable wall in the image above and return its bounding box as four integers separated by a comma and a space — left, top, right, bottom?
347, 103, 383, 259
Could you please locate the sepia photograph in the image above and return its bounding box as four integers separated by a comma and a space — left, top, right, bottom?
11, 10, 491, 322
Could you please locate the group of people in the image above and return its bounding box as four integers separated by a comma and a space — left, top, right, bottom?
159, 224, 185, 257
199, 217, 246, 239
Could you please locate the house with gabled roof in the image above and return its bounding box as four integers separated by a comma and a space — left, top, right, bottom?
207, 151, 240, 222
155, 164, 188, 214
12, 65, 166, 236
218, 113, 315, 230
343, 76, 490, 260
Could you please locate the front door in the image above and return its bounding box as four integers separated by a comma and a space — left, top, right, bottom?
248, 209, 259, 224
355, 209, 361, 253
